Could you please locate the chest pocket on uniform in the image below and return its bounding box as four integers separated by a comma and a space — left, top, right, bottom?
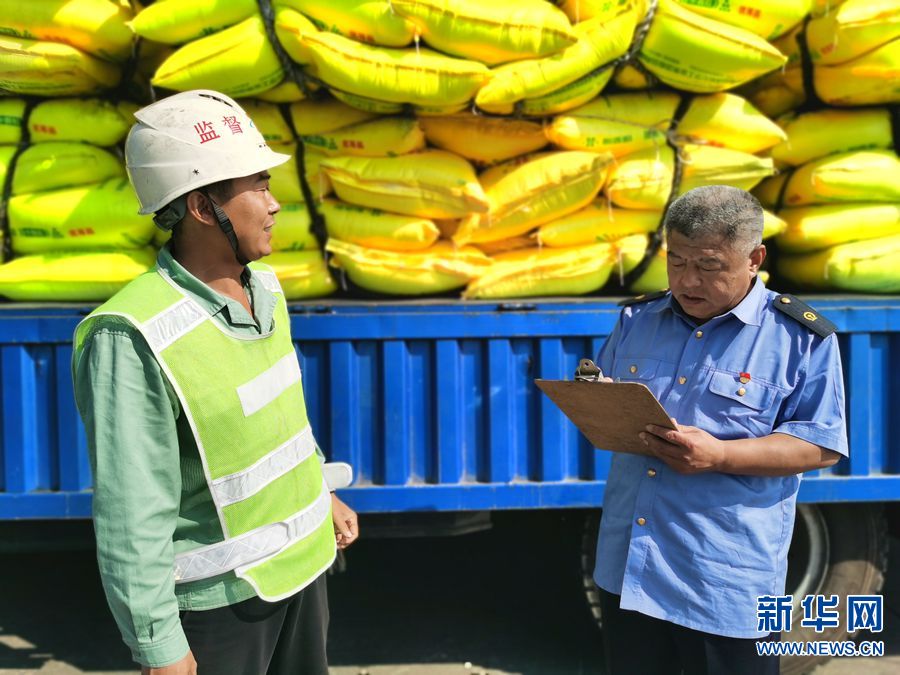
708, 370, 776, 411
613, 357, 660, 382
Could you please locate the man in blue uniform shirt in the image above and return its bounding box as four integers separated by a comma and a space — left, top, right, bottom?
594, 185, 848, 674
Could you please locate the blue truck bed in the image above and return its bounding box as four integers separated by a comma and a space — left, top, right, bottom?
2, 296, 899, 519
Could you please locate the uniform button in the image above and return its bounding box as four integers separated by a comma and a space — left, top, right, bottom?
780, 297, 792, 304
629, 365, 637, 374
647, 468, 657, 477
695, 330, 703, 338
738, 387, 746, 396
636, 517, 646, 526
678, 376, 687, 385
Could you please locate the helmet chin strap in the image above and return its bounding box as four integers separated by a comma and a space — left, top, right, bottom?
206, 195, 250, 267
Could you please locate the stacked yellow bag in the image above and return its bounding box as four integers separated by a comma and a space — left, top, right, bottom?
0, 92, 163, 300
763, 108, 900, 293
539, 90, 782, 293
0, 0, 132, 96
745, 0, 900, 113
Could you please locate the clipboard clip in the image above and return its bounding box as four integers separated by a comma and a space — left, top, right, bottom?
574, 358, 604, 382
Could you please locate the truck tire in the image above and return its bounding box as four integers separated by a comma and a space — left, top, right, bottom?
579, 503, 888, 675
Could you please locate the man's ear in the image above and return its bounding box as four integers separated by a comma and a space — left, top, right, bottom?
749, 243, 766, 275
185, 191, 215, 226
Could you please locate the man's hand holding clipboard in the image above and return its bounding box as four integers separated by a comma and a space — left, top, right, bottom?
534, 358, 677, 456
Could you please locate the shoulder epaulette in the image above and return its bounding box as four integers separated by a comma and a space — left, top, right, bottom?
618, 289, 669, 307
772, 294, 836, 337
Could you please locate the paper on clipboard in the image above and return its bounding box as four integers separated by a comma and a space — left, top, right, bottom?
535, 362, 676, 455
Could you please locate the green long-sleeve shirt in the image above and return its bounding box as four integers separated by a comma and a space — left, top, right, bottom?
72, 246, 320, 667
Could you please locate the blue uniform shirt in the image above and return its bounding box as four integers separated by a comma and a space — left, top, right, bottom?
593, 278, 848, 638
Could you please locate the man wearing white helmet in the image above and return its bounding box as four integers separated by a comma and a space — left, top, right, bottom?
72, 90, 358, 674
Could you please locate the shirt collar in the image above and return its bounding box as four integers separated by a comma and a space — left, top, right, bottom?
156, 244, 275, 331
654, 276, 766, 327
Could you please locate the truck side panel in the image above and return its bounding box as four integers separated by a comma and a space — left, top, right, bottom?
1, 299, 899, 519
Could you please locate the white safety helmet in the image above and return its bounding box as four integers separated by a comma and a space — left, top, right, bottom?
125, 90, 290, 223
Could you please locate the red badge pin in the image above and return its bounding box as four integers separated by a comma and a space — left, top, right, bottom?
739, 371, 751, 384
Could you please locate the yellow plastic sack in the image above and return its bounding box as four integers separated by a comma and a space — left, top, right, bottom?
0, 36, 121, 96
751, 174, 786, 210
130, 0, 255, 45
614, 61, 655, 90
418, 114, 547, 165
152, 17, 284, 98
476, 152, 555, 190
548, 91, 784, 157
300, 117, 425, 157
390, 0, 577, 65
518, 66, 615, 116
320, 151, 489, 219
556, 0, 633, 24
537, 200, 660, 247
615, 233, 670, 294
455, 151, 614, 244
0, 248, 156, 301
326, 239, 489, 295
744, 62, 805, 118
474, 10, 636, 114
0, 98, 137, 146
811, 0, 848, 17
319, 199, 440, 251
269, 145, 332, 203
265, 250, 336, 300
777, 234, 900, 293
771, 108, 894, 166
807, 0, 900, 66
638, 0, 787, 92
464, 242, 616, 298
546, 92, 677, 158
270, 203, 319, 252
8, 178, 153, 254
273, 7, 318, 67
814, 39, 900, 107
289, 98, 378, 135
674, 0, 809, 39
472, 236, 535, 256
762, 210, 787, 240
327, 89, 407, 115
255, 80, 307, 104
776, 204, 900, 253
281, 0, 415, 48
241, 100, 294, 145
677, 93, 786, 154
3, 142, 124, 196
300, 31, 489, 108
0, 0, 134, 62
782, 151, 900, 206
605, 144, 775, 209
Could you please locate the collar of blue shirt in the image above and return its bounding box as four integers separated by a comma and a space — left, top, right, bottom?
651, 276, 766, 328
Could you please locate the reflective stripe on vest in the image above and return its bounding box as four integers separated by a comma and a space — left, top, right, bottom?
211, 425, 317, 507
174, 478, 331, 583
74, 263, 335, 601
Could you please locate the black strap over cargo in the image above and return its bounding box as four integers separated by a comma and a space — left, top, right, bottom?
619, 92, 692, 290
256, 0, 312, 97
277, 104, 331, 273
795, 16, 827, 113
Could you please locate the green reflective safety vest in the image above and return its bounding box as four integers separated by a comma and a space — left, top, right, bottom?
74, 262, 335, 601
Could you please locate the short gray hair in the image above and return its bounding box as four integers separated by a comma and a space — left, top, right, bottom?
664, 185, 763, 255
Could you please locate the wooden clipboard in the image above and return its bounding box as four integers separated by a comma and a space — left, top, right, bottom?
535, 375, 676, 456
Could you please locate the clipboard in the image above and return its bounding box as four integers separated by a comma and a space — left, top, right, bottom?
535, 359, 676, 456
